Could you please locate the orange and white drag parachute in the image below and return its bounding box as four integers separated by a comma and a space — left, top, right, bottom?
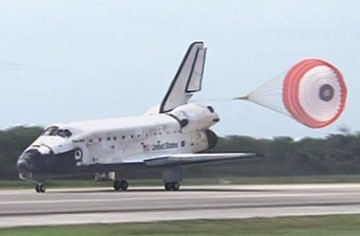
235, 58, 347, 128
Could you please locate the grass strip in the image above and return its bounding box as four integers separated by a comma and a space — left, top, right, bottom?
1, 215, 360, 236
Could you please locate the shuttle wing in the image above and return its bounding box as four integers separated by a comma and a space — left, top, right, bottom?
159, 41, 207, 113
144, 153, 256, 166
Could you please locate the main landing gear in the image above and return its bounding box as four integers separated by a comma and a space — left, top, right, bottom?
35, 182, 46, 193
163, 166, 182, 191
164, 181, 180, 191
113, 180, 128, 191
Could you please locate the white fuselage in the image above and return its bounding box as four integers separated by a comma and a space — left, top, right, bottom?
24, 103, 219, 172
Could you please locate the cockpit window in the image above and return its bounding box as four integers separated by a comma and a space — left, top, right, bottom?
42, 126, 59, 136
42, 126, 72, 138
57, 129, 72, 138
207, 106, 215, 113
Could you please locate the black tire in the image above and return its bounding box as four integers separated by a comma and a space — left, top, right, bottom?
36, 183, 46, 193
165, 182, 173, 191
173, 182, 180, 191
113, 181, 121, 191
39, 184, 46, 193
120, 180, 128, 191
114, 180, 128, 191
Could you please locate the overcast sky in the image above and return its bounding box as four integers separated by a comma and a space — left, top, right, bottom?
1, 0, 359, 138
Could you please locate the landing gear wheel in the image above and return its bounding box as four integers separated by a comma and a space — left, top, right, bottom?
35, 183, 46, 193
120, 180, 128, 190
173, 182, 180, 191
114, 181, 121, 191
165, 182, 173, 191
164, 182, 180, 191
113, 180, 128, 191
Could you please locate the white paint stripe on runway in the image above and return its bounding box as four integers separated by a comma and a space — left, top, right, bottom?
1, 205, 360, 228
1, 192, 360, 205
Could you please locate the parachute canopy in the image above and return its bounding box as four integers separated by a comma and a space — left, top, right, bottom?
236, 58, 347, 128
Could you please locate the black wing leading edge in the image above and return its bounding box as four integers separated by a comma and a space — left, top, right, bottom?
144, 153, 257, 166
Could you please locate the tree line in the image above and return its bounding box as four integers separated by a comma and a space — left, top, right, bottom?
0, 126, 359, 180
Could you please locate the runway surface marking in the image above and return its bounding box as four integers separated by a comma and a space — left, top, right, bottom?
1, 184, 360, 228
1, 192, 358, 205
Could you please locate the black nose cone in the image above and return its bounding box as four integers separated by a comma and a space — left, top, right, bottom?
17, 149, 41, 175
16, 159, 31, 174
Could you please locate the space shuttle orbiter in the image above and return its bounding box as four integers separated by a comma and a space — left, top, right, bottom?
17, 41, 256, 193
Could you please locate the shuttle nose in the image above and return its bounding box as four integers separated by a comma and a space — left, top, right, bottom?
16, 159, 31, 174
16, 150, 42, 175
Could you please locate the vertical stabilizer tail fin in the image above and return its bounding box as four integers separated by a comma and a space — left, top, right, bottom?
159, 41, 207, 113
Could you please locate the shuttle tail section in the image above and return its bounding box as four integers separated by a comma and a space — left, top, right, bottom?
159, 41, 207, 113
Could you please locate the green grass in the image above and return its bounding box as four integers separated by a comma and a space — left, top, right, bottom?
1, 215, 360, 236
2, 174, 360, 189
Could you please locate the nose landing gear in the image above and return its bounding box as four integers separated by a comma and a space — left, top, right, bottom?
35, 182, 46, 193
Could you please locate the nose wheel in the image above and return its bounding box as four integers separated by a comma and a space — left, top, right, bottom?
113, 180, 128, 191
35, 182, 46, 193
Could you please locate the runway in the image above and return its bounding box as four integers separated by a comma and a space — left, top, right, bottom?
1, 183, 360, 228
